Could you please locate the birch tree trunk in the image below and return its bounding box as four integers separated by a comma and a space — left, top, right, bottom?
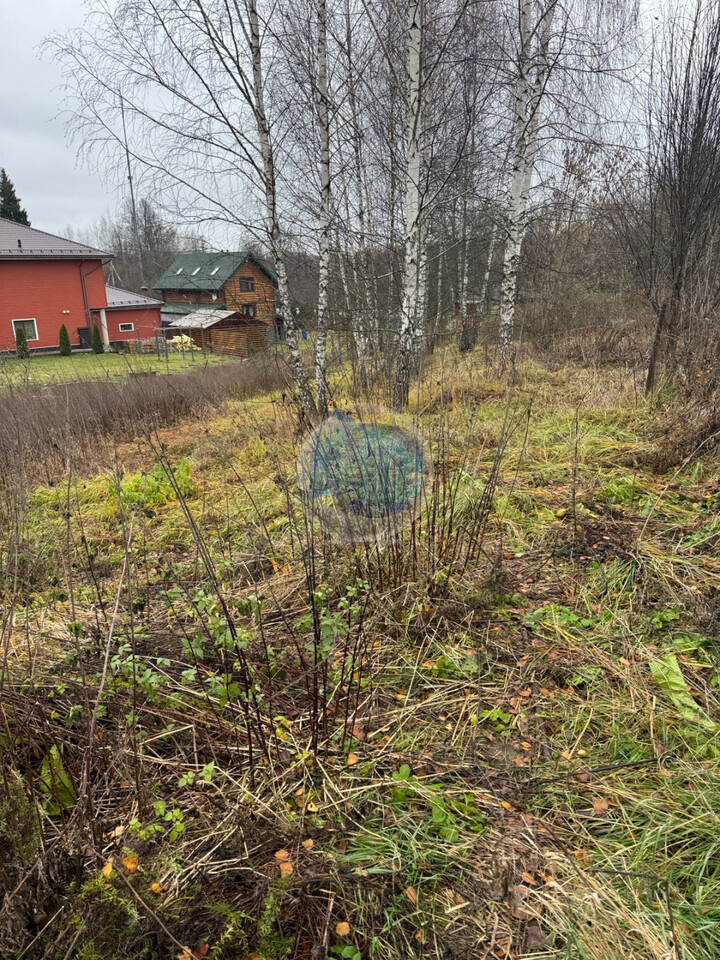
247, 0, 316, 416
498, 0, 555, 372
478, 219, 498, 317
457, 195, 471, 351
315, 0, 331, 418
394, 0, 425, 408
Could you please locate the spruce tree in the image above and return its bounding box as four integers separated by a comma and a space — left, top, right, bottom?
15, 326, 30, 359
59, 324, 72, 356
91, 324, 104, 354
0, 169, 30, 225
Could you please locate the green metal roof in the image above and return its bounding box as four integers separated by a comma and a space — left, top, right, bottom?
159, 302, 226, 316
153, 251, 278, 292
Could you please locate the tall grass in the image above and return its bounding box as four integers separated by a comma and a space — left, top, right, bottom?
0, 357, 289, 487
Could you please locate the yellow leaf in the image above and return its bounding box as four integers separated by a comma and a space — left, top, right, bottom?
279, 860, 294, 878
275, 848, 291, 861
335, 921, 351, 936
151, 882, 164, 893
122, 852, 139, 874
101, 858, 114, 878
302, 838, 314, 850
306, 801, 320, 812
347, 753, 359, 766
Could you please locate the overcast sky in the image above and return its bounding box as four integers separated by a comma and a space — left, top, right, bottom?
1, 0, 115, 236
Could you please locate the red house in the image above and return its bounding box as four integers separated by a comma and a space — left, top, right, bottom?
0, 217, 163, 352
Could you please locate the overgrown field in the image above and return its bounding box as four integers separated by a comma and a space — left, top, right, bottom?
1, 353, 718, 960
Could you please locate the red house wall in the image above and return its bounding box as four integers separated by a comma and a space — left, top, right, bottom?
0, 259, 108, 351
96, 307, 162, 342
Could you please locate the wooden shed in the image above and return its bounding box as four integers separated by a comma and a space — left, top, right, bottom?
168, 308, 269, 357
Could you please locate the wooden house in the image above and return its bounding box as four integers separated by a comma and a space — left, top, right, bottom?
167, 308, 269, 357
153, 252, 282, 347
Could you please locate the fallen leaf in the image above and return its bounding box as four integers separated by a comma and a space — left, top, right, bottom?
347, 753, 359, 766
274, 849, 291, 861
306, 801, 320, 812
524, 922, 546, 950
279, 861, 293, 878
592, 797, 609, 816
122, 852, 139, 874
111, 825, 125, 839
193, 946, 209, 960
406, 885, 418, 905
351, 723, 366, 741
101, 858, 114, 878
335, 921, 351, 936
521, 872, 537, 886
151, 882, 164, 893
302, 838, 314, 850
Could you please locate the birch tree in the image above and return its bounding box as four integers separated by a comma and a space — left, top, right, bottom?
496, 0, 638, 371
498, 0, 557, 371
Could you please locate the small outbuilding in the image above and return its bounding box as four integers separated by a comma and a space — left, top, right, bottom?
167, 308, 269, 357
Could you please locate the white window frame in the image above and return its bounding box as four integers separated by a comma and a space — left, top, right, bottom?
192, 267, 201, 276
175, 267, 184, 275
12, 318, 39, 342
118, 322, 135, 332
210, 266, 220, 276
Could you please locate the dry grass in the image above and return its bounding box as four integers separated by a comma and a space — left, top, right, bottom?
0, 348, 718, 959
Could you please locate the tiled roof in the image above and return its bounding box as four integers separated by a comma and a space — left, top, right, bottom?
0, 217, 112, 259
153, 251, 278, 291
104, 284, 163, 309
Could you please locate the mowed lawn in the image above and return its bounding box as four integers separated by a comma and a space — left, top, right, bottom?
0, 349, 235, 391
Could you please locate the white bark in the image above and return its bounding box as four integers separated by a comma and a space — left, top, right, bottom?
394, 0, 425, 407
498, 0, 555, 370
478, 219, 498, 316
457, 196, 470, 351
248, 0, 316, 416
315, 0, 331, 418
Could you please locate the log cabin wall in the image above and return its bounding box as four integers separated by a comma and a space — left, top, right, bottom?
189, 322, 268, 357
224, 261, 277, 322
164, 290, 219, 305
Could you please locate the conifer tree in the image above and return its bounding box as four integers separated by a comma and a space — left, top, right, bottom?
0, 169, 30, 224
15, 326, 30, 359
59, 323, 72, 356
91, 324, 104, 354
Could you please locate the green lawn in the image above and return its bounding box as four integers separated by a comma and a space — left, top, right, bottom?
0, 349, 234, 391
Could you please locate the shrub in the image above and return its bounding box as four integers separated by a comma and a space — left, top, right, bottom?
91, 324, 104, 354
15, 326, 30, 360
58, 324, 72, 356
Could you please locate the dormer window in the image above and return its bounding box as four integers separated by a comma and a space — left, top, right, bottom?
210, 266, 220, 276
175, 267, 183, 275
192, 267, 201, 275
